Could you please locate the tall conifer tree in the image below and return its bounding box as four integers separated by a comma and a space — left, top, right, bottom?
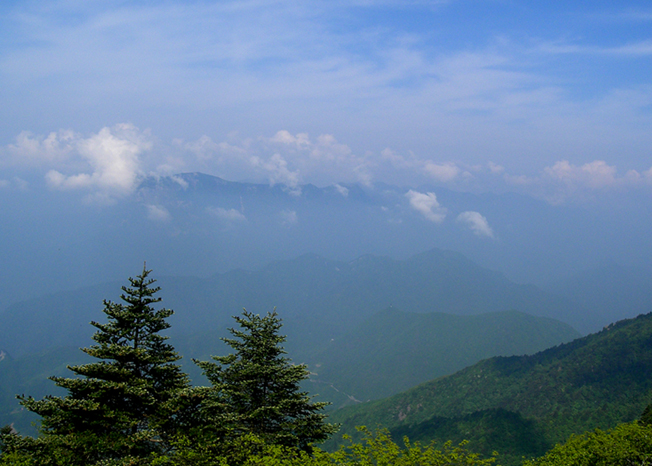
196, 310, 338, 452
17, 266, 190, 464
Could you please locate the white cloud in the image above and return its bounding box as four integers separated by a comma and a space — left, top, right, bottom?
405, 190, 447, 222
423, 162, 460, 182
4, 130, 77, 167
256, 153, 301, 193
207, 207, 246, 222
381, 147, 412, 168
311, 134, 352, 161
72, 124, 150, 192
30, 124, 153, 196
488, 162, 504, 174
457, 211, 494, 238
498, 159, 652, 204
334, 184, 349, 197
3, 0, 652, 191
544, 160, 618, 189
280, 209, 298, 225
5, 122, 652, 207
379, 148, 470, 186
270, 130, 311, 149
170, 175, 189, 189
146, 204, 171, 222
176, 130, 372, 189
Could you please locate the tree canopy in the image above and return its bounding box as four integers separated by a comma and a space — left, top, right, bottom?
4, 267, 191, 464
195, 310, 338, 451
523, 421, 652, 466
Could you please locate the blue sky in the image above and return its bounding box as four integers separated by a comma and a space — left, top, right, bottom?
1, 0, 652, 201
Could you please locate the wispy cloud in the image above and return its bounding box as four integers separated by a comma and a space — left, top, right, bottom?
593, 9, 652, 22
146, 204, 171, 222
207, 207, 247, 223
280, 209, 298, 226
539, 40, 652, 57
405, 190, 447, 222
2, 0, 652, 180
457, 211, 494, 238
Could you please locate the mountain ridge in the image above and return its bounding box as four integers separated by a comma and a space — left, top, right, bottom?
326, 311, 652, 463
0, 247, 584, 359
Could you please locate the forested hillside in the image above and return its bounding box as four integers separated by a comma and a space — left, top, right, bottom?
328, 312, 652, 464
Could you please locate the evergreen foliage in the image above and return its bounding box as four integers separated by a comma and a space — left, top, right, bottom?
640, 403, 652, 427
195, 310, 338, 451
148, 428, 497, 465
8, 267, 190, 464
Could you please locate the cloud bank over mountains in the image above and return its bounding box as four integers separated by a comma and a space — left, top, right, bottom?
1, 0, 651, 310
2, 124, 651, 206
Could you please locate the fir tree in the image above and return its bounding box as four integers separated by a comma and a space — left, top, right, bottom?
17, 266, 190, 464
195, 310, 338, 452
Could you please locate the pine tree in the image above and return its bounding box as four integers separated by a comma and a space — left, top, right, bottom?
17, 266, 190, 464
195, 310, 338, 452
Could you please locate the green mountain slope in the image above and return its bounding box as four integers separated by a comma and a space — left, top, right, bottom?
308, 309, 579, 407
327, 312, 652, 463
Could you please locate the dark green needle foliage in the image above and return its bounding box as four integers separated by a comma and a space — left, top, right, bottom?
12, 267, 190, 465
195, 310, 338, 452
640, 403, 652, 427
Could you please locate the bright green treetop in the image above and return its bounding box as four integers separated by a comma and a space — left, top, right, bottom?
523, 420, 652, 466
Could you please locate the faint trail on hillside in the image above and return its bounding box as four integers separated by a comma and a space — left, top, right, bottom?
309, 377, 362, 403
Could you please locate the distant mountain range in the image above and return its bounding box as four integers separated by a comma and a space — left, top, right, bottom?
326, 311, 652, 465
2, 172, 652, 328
0, 248, 581, 435
0, 248, 583, 359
